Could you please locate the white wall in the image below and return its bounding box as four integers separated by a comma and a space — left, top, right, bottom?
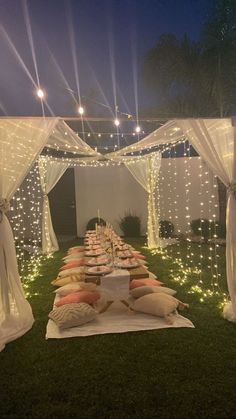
75, 157, 219, 236
75, 165, 148, 236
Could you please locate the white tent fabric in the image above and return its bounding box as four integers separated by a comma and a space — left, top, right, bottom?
1, 115, 235, 350
38, 157, 70, 254
110, 117, 236, 321
0, 117, 58, 352
176, 118, 236, 322
125, 153, 161, 248
46, 120, 99, 156
106, 120, 183, 157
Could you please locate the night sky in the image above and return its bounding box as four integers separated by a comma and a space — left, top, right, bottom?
0, 0, 212, 118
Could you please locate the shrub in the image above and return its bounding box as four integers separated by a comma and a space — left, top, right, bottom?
86, 217, 106, 230
159, 220, 175, 238
191, 219, 210, 242
119, 212, 141, 237
215, 221, 226, 239
190, 219, 226, 242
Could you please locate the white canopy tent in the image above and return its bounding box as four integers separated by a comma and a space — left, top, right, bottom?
0, 116, 235, 352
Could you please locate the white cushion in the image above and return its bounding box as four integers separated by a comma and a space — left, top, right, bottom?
49, 302, 97, 329
132, 293, 179, 317
130, 286, 176, 299
54, 282, 97, 296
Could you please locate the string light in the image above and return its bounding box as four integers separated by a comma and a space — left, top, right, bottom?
6, 130, 225, 305
78, 106, 84, 115
36, 88, 45, 99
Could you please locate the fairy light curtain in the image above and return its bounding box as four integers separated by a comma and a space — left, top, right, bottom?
46, 120, 99, 156
0, 117, 58, 352
124, 153, 161, 249
38, 157, 70, 254
176, 118, 236, 323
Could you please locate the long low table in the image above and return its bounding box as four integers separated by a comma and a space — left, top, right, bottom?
84, 264, 148, 284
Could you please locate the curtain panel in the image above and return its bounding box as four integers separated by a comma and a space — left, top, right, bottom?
0, 118, 58, 352
125, 153, 161, 249
38, 158, 70, 254
177, 118, 236, 322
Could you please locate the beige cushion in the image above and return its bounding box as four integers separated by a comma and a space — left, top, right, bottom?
54, 281, 97, 296
132, 293, 179, 317
51, 274, 84, 287
130, 286, 176, 299
49, 302, 97, 329
58, 267, 85, 277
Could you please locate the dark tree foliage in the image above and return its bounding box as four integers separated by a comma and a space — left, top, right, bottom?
143, 0, 236, 117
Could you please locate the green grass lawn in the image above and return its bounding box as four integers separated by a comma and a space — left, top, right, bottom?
1, 238, 236, 419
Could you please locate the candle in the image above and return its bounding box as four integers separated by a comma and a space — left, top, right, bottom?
97, 208, 100, 223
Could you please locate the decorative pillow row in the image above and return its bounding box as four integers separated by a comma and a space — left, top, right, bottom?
130, 285, 176, 299
51, 274, 84, 287
55, 290, 100, 307
131, 293, 179, 320
54, 281, 97, 296
130, 278, 163, 289
49, 302, 97, 329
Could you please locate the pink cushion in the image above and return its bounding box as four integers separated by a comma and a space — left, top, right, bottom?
60, 260, 85, 270
130, 278, 163, 289
68, 248, 85, 254
55, 291, 100, 307
132, 253, 146, 260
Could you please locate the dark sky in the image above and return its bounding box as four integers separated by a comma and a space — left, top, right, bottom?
0, 0, 212, 117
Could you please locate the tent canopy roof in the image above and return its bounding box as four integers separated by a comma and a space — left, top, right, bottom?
0, 116, 234, 163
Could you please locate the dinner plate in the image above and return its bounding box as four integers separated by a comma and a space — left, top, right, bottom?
116, 251, 133, 259
86, 265, 113, 276
115, 259, 139, 269
85, 245, 101, 250
85, 250, 105, 257
86, 257, 109, 266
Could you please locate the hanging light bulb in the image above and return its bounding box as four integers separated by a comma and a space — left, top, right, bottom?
36, 88, 45, 99
114, 118, 120, 126
78, 106, 84, 115
135, 125, 141, 133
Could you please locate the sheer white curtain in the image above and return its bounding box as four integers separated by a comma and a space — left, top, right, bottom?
38, 158, 69, 254
125, 153, 161, 248
177, 118, 236, 322
0, 118, 58, 352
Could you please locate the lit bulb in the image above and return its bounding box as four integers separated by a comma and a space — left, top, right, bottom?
36, 88, 45, 99
78, 106, 84, 115
114, 119, 120, 126
135, 126, 141, 133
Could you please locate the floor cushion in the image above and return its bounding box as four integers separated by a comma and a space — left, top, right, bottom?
130, 285, 177, 299
130, 278, 163, 289
51, 274, 83, 287
131, 293, 179, 320
55, 282, 97, 296
49, 302, 97, 329
55, 290, 100, 307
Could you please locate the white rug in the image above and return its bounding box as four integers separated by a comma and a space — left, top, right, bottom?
46, 300, 194, 339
